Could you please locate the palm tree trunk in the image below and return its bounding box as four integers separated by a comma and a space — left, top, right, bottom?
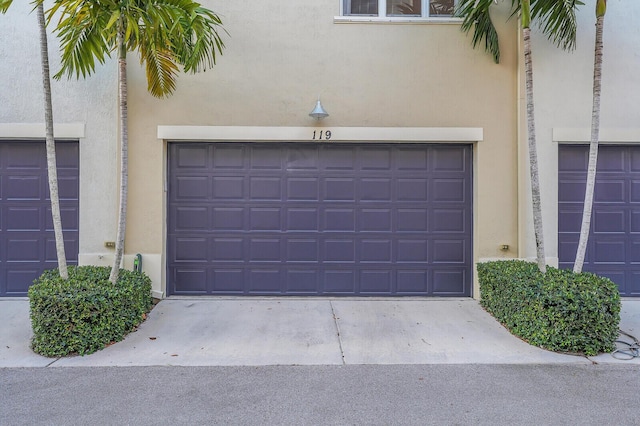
37, 3, 68, 279
522, 0, 546, 273
109, 26, 128, 284
574, 8, 605, 273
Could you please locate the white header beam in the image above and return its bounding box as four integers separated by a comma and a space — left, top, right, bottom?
157, 126, 483, 143
0, 123, 85, 139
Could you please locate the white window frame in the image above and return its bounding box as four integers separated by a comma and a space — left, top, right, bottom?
337, 0, 462, 23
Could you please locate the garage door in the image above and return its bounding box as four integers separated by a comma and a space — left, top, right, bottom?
0, 141, 79, 296
559, 145, 640, 296
168, 142, 472, 296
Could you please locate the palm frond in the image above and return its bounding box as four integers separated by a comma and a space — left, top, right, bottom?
139, 40, 179, 98
455, 0, 501, 63
531, 0, 583, 51
0, 0, 13, 13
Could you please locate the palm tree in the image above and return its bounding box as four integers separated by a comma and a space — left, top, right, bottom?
49, 0, 226, 284
1, 0, 69, 279
456, 0, 582, 273
574, 0, 606, 273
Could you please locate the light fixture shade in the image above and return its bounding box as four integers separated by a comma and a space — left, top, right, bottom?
309, 98, 329, 120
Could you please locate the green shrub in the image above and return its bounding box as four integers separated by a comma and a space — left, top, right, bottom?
29, 266, 153, 357
477, 260, 621, 356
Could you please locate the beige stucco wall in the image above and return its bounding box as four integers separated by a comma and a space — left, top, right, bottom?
124, 0, 520, 296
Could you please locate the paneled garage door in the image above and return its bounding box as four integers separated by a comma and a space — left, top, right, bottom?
559, 145, 640, 296
0, 141, 79, 296
168, 143, 472, 296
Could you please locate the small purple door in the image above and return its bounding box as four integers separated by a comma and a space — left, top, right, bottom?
559, 145, 640, 296
168, 143, 472, 296
0, 141, 79, 296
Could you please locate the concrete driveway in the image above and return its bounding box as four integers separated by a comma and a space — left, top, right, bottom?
1, 298, 638, 367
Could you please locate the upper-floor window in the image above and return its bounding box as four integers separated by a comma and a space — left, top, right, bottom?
343, 0, 456, 18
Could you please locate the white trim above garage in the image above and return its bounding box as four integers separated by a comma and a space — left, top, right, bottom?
157, 126, 483, 143
553, 128, 640, 144
0, 123, 85, 139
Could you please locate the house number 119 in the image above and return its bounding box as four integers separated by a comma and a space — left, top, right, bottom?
312, 130, 332, 140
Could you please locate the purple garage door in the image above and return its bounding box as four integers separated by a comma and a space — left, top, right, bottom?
0, 141, 79, 297
168, 143, 472, 296
559, 145, 640, 296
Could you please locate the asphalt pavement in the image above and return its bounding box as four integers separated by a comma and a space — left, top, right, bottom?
1, 364, 639, 425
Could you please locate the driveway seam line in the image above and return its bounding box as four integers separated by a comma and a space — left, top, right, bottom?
329, 301, 346, 365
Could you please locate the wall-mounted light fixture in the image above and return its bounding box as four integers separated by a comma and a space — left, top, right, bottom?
309, 97, 329, 120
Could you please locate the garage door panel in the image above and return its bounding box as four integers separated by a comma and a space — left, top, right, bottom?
360, 270, 392, 293
54, 175, 79, 200
397, 148, 428, 171
250, 208, 281, 230
251, 147, 282, 169
433, 179, 466, 203
0, 141, 79, 296
287, 208, 319, 231
287, 146, 319, 170
7, 207, 42, 231
250, 238, 281, 262
360, 239, 392, 262
212, 269, 244, 292
168, 143, 472, 296
5, 176, 42, 200
397, 240, 428, 262
360, 209, 392, 232
175, 176, 209, 199
321, 147, 356, 170
324, 270, 356, 293
597, 149, 625, 172
172, 206, 209, 231
213, 146, 244, 169
176, 145, 209, 168
397, 209, 428, 232
631, 180, 640, 202
558, 145, 640, 296
213, 176, 244, 199
360, 148, 391, 170
286, 270, 319, 293
250, 269, 282, 292
287, 239, 318, 261
559, 180, 586, 203
397, 178, 428, 202
433, 270, 466, 294
6, 238, 41, 261
212, 238, 243, 261
629, 273, 640, 295
433, 240, 466, 263
593, 210, 625, 233
324, 208, 355, 231
174, 268, 208, 293
325, 178, 356, 201
432, 147, 467, 172
287, 178, 319, 201
45, 237, 78, 262
360, 178, 391, 201
325, 239, 356, 262
250, 177, 281, 200
595, 180, 625, 203
213, 207, 244, 230
174, 237, 208, 262
433, 209, 466, 233
397, 270, 428, 293
6, 269, 41, 294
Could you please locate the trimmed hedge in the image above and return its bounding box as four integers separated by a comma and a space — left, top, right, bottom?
477, 260, 621, 356
29, 266, 153, 357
